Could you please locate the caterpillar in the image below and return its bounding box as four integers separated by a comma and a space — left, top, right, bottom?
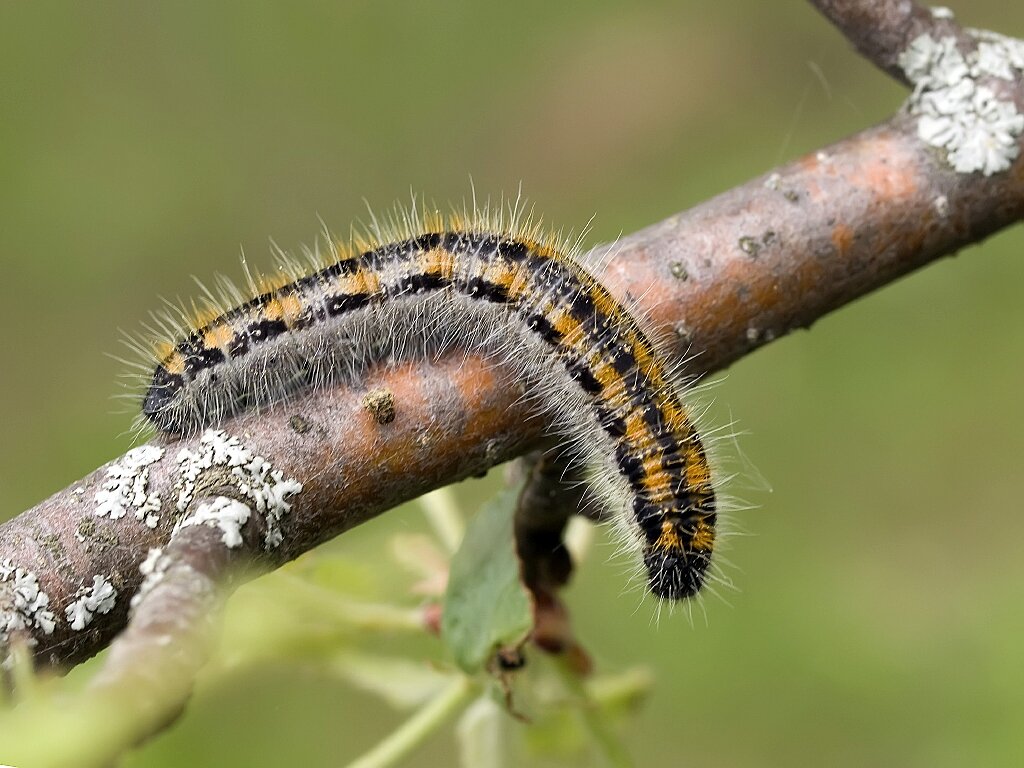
130, 202, 717, 601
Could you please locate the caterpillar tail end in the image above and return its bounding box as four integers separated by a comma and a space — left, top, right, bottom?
642, 514, 716, 600
643, 548, 712, 600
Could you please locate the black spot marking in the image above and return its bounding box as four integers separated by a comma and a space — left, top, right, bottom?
526, 314, 562, 345
609, 345, 638, 378
440, 232, 465, 253
412, 232, 442, 251
595, 405, 627, 439
247, 319, 287, 343
616, 446, 646, 486
184, 346, 226, 374
330, 258, 362, 276
499, 239, 530, 262
639, 401, 665, 434
400, 272, 449, 294
325, 293, 371, 316
228, 333, 250, 357
633, 497, 666, 533
464, 277, 510, 304
566, 360, 602, 395
495, 648, 526, 671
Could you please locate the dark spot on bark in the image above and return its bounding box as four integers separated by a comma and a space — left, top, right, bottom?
289, 414, 312, 434
362, 388, 396, 425
669, 261, 689, 280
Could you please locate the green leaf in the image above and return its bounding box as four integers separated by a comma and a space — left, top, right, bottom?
441, 486, 532, 673
332, 652, 454, 709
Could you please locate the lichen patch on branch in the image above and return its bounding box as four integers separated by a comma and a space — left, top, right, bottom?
175, 496, 252, 549
130, 547, 168, 610
0, 559, 56, 662
899, 27, 1024, 175
65, 575, 118, 631
94, 445, 165, 528
175, 430, 303, 550
972, 29, 1024, 80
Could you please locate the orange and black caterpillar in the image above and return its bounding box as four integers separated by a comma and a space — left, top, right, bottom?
135, 208, 717, 600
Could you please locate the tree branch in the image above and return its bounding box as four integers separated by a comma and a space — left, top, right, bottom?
809, 0, 957, 83
1, 0, 1022, 680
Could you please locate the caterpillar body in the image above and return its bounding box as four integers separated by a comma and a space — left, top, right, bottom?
134, 206, 717, 600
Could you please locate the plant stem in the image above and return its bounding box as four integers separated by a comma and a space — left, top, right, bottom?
418, 486, 465, 553
345, 675, 475, 768
554, 657, 635, 768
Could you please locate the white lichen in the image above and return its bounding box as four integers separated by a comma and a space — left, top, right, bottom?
94, 444, 165, 527
131, 547, 169, 610
930, 6, 955, 21
970, 28, 1024, 79
0, 559, 57, 643
64, 574, 117, 631
899, 31, 1024, 175
176, 495, 252, 548
175, 430, 302, 550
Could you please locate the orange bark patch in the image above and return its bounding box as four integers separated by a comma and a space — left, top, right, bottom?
857, 137, 919, 201
831, 222, 854, 255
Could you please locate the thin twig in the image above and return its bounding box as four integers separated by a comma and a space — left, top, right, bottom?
344, 675, 476, 768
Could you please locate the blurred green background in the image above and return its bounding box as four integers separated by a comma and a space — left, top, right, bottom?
2, 1, 1024, 766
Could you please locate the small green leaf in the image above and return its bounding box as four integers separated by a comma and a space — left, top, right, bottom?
441, 486, 532, 673
333, 652, 454, 709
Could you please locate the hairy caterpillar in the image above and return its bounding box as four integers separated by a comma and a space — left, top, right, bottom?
130, 202, 717, 600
